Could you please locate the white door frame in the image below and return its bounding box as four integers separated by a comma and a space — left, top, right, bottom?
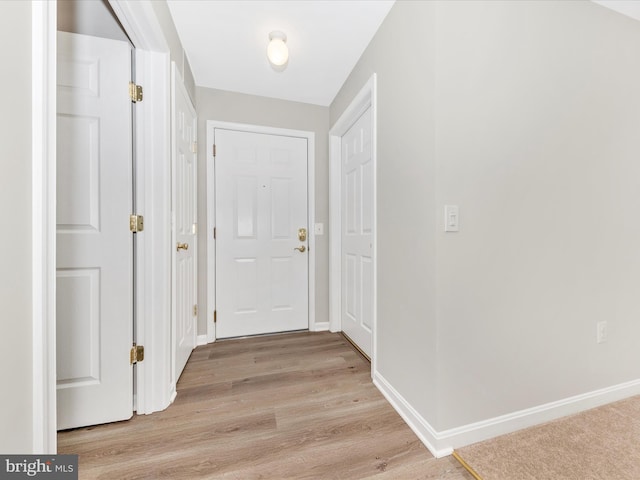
32, 0, 174, 453
32, 0, 57, 453
329, 74, 378, 372
206, 121, 317, 342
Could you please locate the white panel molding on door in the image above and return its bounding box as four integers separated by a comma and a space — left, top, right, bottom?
215, 129, 308, 338
207, 121, 316, 342
341, 107, 374, 358
329, 74, 378, 367
56, 31, 133, 430
171, 63, 198, 384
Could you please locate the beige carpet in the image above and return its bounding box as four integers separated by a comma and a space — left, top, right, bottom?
455, 395, 640, 480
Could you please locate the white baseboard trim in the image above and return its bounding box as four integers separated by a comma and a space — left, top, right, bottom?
373, 372, 451, 458
310, 321, 330, 332
197, 334, 208, 346
373, 370, 640, 456
439, 377, 640, 449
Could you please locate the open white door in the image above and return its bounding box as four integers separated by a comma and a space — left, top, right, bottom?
215, 128, 309, 339
341, 107, 374, 358
56, 31, 133, 429
172, 64, 198, 381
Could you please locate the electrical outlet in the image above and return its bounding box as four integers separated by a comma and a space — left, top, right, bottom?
597, 321, 607, 344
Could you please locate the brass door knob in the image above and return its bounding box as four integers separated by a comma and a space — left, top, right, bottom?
294, 245, 306, 253
176, 242, 189, 251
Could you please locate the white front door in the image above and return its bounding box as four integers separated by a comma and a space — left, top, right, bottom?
341, 107, 374, 358
215, 128, 309, 338
56, 31, 133, 429
172, 65, 198, 381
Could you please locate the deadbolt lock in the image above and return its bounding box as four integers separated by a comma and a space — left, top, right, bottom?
298, 228, 307, 242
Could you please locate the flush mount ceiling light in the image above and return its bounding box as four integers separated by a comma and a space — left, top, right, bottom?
267, 31, 288, 67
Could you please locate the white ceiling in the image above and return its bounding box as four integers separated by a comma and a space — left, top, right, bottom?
166, 0, 395, 107
166, 1, 639, 107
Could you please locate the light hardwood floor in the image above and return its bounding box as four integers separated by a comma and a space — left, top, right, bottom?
59, 331, 474, 479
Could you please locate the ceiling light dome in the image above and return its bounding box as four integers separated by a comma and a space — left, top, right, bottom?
267, 31, 288, 67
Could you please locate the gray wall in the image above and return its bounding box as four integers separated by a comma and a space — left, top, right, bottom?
331, 0, 439, 423
332, 0, 640, 433
434, 0, 640, 431
195, 87, 330, 336
0, 0, 34, 453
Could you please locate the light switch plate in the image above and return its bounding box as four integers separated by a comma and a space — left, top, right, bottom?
444, 205, 459, 232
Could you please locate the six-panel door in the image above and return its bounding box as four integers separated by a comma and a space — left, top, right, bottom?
341, 107, 374, 358
215, 129, 309, 338
56, 31, 133, 430
172, 65, 198, 382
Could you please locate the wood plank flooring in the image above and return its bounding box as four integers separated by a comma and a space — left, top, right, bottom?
58, 331, 474, 479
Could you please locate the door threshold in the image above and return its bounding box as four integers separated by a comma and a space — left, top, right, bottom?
217, 329, 309, 342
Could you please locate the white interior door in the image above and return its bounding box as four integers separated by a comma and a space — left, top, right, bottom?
215, 128, 309, 339
56, 31, 133, 429
341, 107, 374, 358
172, 64, 198, 382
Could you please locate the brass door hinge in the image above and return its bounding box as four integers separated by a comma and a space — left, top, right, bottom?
130, 344, 144, 364
213, 310, 217, 323
129, 82, 143, 102
130, 214, 144, 233
193, 304, 198, 317
213, 227, 216, 239
212, 144, 216, 158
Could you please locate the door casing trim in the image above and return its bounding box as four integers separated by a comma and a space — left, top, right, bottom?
32, 0, 57, 453
328, 73, 378, 375
206, 121, 316, 342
